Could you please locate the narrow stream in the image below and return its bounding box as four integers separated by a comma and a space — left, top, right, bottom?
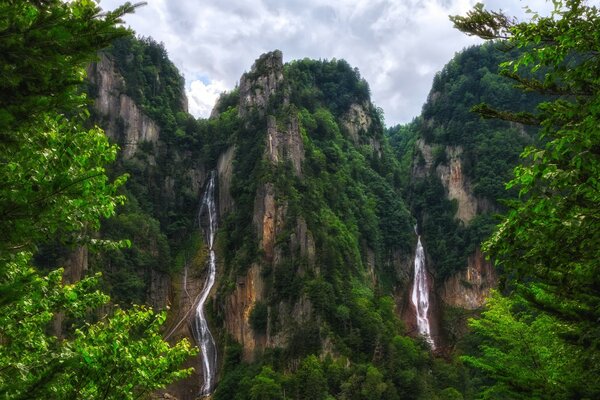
411, 229, 435, 349
194, 171, 218, 396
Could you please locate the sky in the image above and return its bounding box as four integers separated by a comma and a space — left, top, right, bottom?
99, 0, 553, 126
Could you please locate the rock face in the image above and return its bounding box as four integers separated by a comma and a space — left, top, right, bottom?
225, 264, 265, 361
341, 102, 372, 143
341, 102, 382, 158
218, 51, 324, 361
217, 145, 236, 217
239, 50, 285, 117
87, 54, 159, 158
266, 115, 304, 177
415, 139, 481, 224
411, 138, 498, 326
441, 249, 496, 309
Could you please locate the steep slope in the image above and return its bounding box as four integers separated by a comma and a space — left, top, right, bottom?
86, 36, 208, 311
84, 37, 486, 399
208, 51, 468, 400
388, 43, 539, 346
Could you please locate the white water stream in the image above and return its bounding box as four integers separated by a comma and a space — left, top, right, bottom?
194, 171, 218, 396
411, 231, 435, 349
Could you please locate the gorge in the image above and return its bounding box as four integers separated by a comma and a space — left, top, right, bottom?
81, 37, 529, 399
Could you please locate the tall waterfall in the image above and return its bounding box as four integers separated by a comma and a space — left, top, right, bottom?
194, 171, 218, 396
411, 231, 435, 349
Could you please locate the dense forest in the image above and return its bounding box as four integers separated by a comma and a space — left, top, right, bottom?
1, 0, 599, 399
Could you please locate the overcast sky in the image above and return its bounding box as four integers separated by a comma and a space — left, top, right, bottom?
99, 0, 553, 126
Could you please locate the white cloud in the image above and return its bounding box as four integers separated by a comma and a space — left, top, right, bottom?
186, 79, 228, 118
99, 0, 553, 125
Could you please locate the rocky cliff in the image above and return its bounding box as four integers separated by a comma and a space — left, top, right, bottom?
212, 51, 416, 377
390, 44, 539, 348
409, 137, 496, 325
219, 51, 314, 361
87, 54, 160, 159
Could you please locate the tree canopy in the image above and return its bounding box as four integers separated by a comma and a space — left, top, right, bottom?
0, 1, 195, 398
452, 1, 600, 397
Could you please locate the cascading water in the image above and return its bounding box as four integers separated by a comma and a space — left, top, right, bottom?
194, 171, 218, 397
411, 228, 435, 349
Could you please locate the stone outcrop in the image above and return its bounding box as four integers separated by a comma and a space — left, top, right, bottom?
410, 138, 499, 345
441, 249, 496, 309
239, 50, 285, 117
290, 217, 316, 270
87, 54, 159, 158
341, 102, 372, 143
436, 146, 478, 224
220, 51, 322, 360
415, 139, 481, 224
266, 115, 304, 176
225, 264, 265, 361
341, 102, 382, 157
217, 145, 236, 217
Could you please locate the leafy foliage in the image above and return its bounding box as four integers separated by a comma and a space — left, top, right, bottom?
214, 56, 469, 399
388, 43, 537, 281
0, 1, 195, 398
452, 1, 600, 397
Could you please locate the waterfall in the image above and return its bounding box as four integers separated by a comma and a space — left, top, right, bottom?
411, 231, 435, 349
194, 171, 218, 397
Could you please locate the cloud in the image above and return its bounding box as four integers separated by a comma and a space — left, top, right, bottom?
99, 0, 551, 125
187, 79, 228, 118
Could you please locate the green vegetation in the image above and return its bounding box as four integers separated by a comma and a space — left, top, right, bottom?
6, 0, 597, 398
451, 1, 600, 398
211, 56, 470, 399
0, 1, 195, 398
387, 43, 537, 281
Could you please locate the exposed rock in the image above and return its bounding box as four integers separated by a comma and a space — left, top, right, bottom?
266, 115, 304, 177
239, 50, 284, 116
436, 146, 478, 224
62, 246, 88, 284
364, 245, 377, 288
225, 264, 265, 361
341, 102, 372, 143
253, 183, 276, 262
415, 140, 480, 224
53, 246, 89, 339
290, 217, 316, 270
187, 167, 206, 200
147, 269, 171, 310
217, 146, 236, 216
88, 53, 160, 158
413, 139, 434, 178
441, 248, 496, 309
267, 295, 313, 349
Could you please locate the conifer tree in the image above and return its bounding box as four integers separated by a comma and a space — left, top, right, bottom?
451, 1, 600, 397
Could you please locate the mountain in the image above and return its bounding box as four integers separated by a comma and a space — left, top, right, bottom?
81, 37, 534, 399
388, 43, 540, 348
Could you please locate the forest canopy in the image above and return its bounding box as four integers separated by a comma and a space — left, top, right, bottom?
451, 1, 600, 398
0, 1, 194, 398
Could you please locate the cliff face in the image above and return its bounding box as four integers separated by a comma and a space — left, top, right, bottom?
396, 45, 537, 343
87, 54, 160, 159
441, 248, 496, 309
220, 51, 314, 361
411, 138, 496, 312
415, 139, 488, 224
87, 48, 208, 313
239, 50, 285, 117
214, 51, 415, 368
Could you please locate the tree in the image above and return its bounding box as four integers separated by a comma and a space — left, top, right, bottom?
451, 1, 600, 397
249, 366, 284, 400
0, 1, 196, 398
